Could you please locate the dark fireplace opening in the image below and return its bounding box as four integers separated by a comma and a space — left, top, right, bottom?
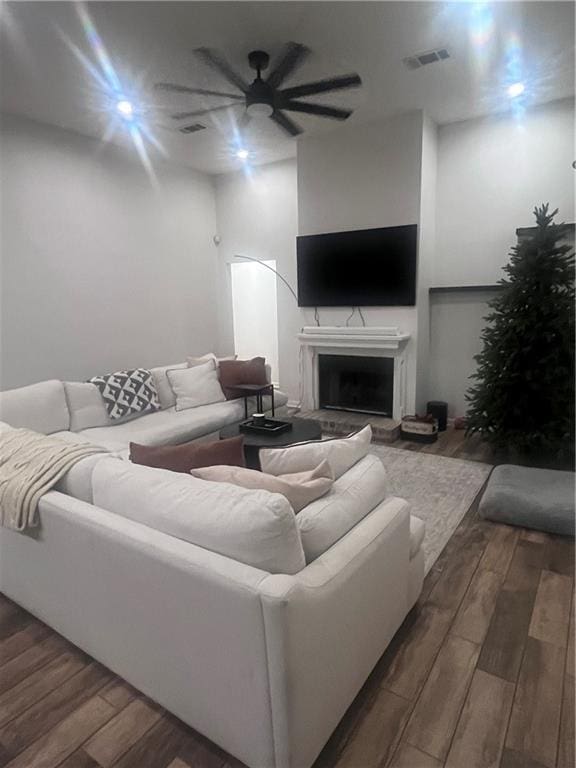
318, 354, 393, 417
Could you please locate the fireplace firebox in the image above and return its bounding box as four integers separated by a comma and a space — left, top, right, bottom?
318, 354, 394, 417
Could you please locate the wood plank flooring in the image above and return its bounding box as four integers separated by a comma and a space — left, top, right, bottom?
0, 427, 573, 768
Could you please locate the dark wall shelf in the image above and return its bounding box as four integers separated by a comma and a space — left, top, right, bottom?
429, 284, 502, 294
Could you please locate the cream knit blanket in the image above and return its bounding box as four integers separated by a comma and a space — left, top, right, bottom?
0, 429, 105, 531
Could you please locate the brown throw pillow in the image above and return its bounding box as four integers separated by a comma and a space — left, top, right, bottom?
129, 436, 246, 473
218, 357, 267, 400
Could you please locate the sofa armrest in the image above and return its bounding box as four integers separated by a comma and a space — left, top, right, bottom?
258, 496, 411, 768
0, 491, 278, 768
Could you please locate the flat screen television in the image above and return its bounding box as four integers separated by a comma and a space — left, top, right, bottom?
296, 224, 417, 307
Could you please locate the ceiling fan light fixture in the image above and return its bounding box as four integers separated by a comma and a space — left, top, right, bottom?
246, 102, 274, 118
507, 81, 525, 98
116, 99, 134, 119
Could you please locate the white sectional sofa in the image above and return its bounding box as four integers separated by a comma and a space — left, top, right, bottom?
0, 361, 288, 501
0, 361, 287, 451
0, 368, 424, 768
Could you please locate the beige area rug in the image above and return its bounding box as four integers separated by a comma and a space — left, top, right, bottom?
370, 444, 492, 572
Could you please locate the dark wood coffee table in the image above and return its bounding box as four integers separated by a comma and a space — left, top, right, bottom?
220, 417, 322, 470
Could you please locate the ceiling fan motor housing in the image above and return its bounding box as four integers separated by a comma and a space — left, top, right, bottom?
248, 50, 270, 73
246, 77, 275, 117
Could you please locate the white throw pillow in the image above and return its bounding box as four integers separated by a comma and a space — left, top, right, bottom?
92, 458, 306, 574
191, 460, 334, 513
297, 453, 388, 562
150, 362, 187, 410
260, 425, 373, 480
166, 360, 226, 411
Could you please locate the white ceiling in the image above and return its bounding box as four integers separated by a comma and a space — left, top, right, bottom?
1, 1, 573, 175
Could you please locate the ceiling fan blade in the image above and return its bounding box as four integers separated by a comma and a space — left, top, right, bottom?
280, 73, 362, 100
171, 103, 243, 120
281, 101, 352, 120
266, 42, 310, 89
194, 47, 249, 93
154, 82, 244, 100
270, 110, 302, 137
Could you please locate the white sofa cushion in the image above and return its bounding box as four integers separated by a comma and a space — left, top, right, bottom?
64, 382, 110, 432
48, 430, 109, 503
64, 382, 148, 432
260, 425, 372, 480
150, 362, 187, 410
92, 458, 306, 574
55, 453, 106, 504
73, 390, 289, 453
410, 515, 426, 559
167, 360, 226, 411
296, 453, 388, 562
0, 380, 69, 435
77, 399, 245, 451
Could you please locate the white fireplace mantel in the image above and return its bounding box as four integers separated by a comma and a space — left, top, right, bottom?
297, 327, 411, 421
297, 326, 411, 351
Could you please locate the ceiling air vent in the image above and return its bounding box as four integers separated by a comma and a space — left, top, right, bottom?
403, 48, 450, 70
179, 123, 206, 134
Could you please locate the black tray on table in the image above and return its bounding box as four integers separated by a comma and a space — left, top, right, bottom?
239, 418, 293, 435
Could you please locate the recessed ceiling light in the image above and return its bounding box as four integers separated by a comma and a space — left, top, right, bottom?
236, 149, 249, 160
116, 100, 134, 118
507, 82, 525, 99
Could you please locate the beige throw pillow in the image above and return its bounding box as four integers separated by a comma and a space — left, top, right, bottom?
166, 360, 226, 411
187, 353, 237, 368
190, 460, 334, 513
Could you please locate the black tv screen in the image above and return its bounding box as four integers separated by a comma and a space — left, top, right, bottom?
297, 224, 417, 307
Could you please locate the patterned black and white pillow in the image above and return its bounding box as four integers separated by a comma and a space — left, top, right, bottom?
88, 368, 161, 421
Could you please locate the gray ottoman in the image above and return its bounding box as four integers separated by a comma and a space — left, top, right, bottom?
479, 464, 575, 536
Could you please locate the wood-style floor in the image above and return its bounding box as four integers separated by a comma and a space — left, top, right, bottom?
0, 428, 573, 768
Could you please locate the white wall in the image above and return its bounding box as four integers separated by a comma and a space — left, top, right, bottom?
430, 97, 575, 416
415, 115, 437, 412
428, 290, 496, 417
0, 114, 220, 389
297, 113, 422, 235
435, 98, 575, 286
230, 260, 279, 382
297, 112, 425, 413
215, 159, 301, 402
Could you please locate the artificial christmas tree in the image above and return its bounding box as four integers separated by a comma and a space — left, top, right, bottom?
466, 204, 574, 462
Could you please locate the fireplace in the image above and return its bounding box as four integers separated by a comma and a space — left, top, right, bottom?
318, 354, 394, 417
298, 326, 411, 421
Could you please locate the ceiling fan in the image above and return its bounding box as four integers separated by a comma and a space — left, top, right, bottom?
155, 42, 362, 137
